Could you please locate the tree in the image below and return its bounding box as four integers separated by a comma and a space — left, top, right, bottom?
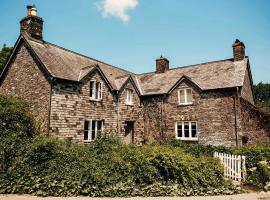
0, 44, 13, 74
254, 82, 270, 114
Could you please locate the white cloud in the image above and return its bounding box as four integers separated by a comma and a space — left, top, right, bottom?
96, 0, 139, 22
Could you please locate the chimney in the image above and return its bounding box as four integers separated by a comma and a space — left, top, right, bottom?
232, 39, 245, 61
156, 56, 169, 73
20, 5, 43, 40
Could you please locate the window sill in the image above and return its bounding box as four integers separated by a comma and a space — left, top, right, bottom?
89, 98, 102, 102
125, 103, 134, 106
83, 140, 94, 143
178, 103, 193, 106
176, 137, 198, 141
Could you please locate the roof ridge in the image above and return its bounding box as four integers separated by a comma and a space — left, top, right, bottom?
137, 58, 235, 76
36, 39, 133, 75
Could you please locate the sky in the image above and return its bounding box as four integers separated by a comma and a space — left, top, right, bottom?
1, 0, 270, 83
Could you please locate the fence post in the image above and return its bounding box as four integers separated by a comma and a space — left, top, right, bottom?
241, 156, 246, 182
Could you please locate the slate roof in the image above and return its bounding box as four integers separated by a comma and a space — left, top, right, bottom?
137, 58, 248, 95
24, 36, 249, 95
25, 37, 131, 89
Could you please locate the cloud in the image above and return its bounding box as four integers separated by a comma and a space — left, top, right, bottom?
97, 0, 139, 22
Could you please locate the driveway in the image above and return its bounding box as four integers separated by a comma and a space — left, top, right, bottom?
0, 193, 270, 200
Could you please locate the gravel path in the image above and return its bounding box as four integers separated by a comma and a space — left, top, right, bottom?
0, 193, 270, 200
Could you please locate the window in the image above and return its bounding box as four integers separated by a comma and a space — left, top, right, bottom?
178, 88, 192, 105
176, 121, 198, 140
90, 81, 102, 101
125, 89, 133, 105
84, 120, 103, 142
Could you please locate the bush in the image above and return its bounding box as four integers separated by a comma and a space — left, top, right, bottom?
0, 95, 37, 173
0, 135, 239, 196
0, 95, 36, 137
232, 143, 270, 190
159, 137, 232, 157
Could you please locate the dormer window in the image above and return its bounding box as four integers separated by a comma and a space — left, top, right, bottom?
178, 88, 192, 105
90, 81, 102, 101
125, 89, 133, 105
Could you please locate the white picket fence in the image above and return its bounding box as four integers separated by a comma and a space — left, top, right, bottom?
214, 152, 246, 182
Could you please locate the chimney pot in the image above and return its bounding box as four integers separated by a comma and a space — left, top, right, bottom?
20, 5, 43, 40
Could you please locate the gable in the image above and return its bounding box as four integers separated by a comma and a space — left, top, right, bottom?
168, 75, 202, 95
0, 36, 52, 86
80, 68, 114, 98
118, 78, 141, 105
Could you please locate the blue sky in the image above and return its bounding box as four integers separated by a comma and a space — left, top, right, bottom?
1, 0, 270, 83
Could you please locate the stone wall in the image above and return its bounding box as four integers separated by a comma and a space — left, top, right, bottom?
117, 81, 144, 144
49, 71, 144, 143
239, 98, 270, 144
0, 43, 51, 133
241, 69, 254, 104
49, 70, 118, 142
143, 81, 240, 147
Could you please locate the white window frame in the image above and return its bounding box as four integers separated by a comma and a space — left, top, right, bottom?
84, 120, 103, 142
90, 80, 102, 101
178, 88, 193, 105
175, 121, 198, 141
125, 89, 133, 105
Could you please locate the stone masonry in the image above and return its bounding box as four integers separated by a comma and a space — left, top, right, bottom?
0, 6, 269, 147
0, 43, 51, 133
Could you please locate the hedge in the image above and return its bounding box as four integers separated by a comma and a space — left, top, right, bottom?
0, 134, 240, 197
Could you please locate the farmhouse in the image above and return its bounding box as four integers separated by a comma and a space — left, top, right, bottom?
0, 5, 269, 147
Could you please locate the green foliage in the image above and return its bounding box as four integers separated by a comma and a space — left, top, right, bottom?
0, 134, 239, 197
159, 137, 232, 157
0, 95, 36, 137
232, 143, 270, 169
0, 95, 37, 173
254, 82, 270, 114
0, 44, 13, 73
232, 143, 270, 190
244, 160, 270, 190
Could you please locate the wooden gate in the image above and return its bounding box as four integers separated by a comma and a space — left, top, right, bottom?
214, 152, 246, 181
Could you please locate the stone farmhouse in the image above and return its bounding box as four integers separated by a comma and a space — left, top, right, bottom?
0, 5, 269, 147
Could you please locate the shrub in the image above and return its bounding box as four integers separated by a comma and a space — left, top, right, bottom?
0, 95, 36, 137
0, 135, 239, 196
160, 137, 232, 157
0, 95, 37, 172
232, 143, 270, 190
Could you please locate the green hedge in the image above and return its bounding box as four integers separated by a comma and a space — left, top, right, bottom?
161, 137, 270, 190
0, 135, 239, 197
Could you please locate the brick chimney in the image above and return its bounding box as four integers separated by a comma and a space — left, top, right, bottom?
232, 39, 245, 61
20, 5, 43, 40
156, 56, 169, 73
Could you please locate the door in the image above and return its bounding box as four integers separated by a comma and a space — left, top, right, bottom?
124, 121, 134, 144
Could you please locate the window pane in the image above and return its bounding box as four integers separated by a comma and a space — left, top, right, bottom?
98, 83, 102, 99
92, 120, 96, 140
126, 89, 133, 104
186, 89, 192, 103
179, 90, 185, 103
177, 124, 182, 138
97, 121, 102, 132
191, 122, 197, 138
184, 122, 189, 138
90, 81, 94, 98
95, 83, 99, 100
84, 121, 89, 141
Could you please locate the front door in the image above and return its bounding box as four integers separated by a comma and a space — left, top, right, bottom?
124, 121, 134, 144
